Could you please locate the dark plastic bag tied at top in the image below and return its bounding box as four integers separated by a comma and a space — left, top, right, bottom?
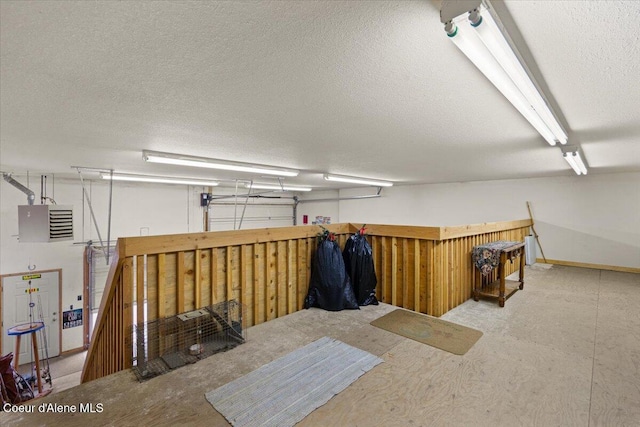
304, 238, 359, 311
343, 232, 379, 306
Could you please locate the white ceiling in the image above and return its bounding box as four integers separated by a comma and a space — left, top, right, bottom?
1, 0, 639, 190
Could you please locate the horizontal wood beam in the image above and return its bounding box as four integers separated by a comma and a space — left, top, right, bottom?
120, 223, 351, 257
364, 219, 531, 241
439, 219, 532, 239
362, 224, 441, 240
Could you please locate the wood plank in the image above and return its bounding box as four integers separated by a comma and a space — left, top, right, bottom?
414, 239, 421, 312
177, 252, 185, 314
432, 241, 442, 316
200, 249, 211, 307
120, 223, 351, 257
136, 255, 145, 327
157, 254, 166, 318
240, 245, 248, 310
122, 258, 134, 368
157, 253, 166, 360
277, 241, 287, 317
440, 219, 532, 239
252, 244, 260, 326
243, 245, 254, 326
419, 240, 427, 314
402, 238, 411, 310
136, 255, 145, 367
266, 242, 277, 320
307, 237, 314, 299
380, 237, 391, 303
226, 247, 233, 303
371, 236, 382, 302
231, 246, 240, 302
297, 239, 308, 310
426, 241, 434, 315
253, 243, 265, 325
287, 240, 295, 314
211, 248, 218, 305
183, 251, 195, 311
364, 224, 441, 240
146, 255, 158, 323
195, 248, 201, 308
390, 237, 397, 306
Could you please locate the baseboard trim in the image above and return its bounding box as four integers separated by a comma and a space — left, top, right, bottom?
60, 347, 87, 357
536, 258, 640, 274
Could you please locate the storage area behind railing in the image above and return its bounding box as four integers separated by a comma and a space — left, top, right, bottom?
82, 220, 531, 383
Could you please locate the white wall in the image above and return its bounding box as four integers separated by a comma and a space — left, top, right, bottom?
207, 186, 297, 231
338, 172, 640, 269
2, 172, 637, 353
1, 177, 317, 352
0, 177, 207, 352
296, 190, 340, 226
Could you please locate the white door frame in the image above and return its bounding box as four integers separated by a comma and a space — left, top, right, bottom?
0, 269, 62, 356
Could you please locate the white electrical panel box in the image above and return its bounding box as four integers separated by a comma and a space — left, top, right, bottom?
18, 205, 74, 242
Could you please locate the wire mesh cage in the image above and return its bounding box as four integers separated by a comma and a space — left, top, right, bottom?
132, 300, 246, 381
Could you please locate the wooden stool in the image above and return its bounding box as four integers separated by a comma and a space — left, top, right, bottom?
7, 321, 50, 397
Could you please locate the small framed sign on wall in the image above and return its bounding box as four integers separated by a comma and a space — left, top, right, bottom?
63, 308, 83, 329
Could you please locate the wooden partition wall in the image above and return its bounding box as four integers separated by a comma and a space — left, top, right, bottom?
82, 219, 531, 383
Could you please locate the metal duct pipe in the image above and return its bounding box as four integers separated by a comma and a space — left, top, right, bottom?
3, 173, 36, 205
297, 187, 383, 204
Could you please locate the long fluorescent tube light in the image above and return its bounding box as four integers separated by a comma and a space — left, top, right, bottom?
563, 151, 587, 175
100, 173, 219, 186
143, 150, 299, 177
444, 1, 567, 146
244, 183, 312, 192
323, 174, 393, 187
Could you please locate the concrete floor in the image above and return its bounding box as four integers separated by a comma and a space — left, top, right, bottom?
1, 264, 638, 426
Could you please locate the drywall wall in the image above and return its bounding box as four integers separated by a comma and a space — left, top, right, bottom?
0, 177, 316, 351
0, 177, 206, 352
338, 172, 640, 269
206, 186, 297, 231
296, 190, 340, 226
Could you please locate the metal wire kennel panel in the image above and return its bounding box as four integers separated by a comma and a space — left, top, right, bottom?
132, 300, 246, 381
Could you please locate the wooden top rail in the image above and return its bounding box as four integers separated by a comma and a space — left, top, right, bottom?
364, 219, 531, 241
116, 220, 531, 257
439, 219, 532, 239
81, 240, 124, 383
119, 223, 353, 257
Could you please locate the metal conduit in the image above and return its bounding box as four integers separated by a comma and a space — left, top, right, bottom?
209, 216, 293, 223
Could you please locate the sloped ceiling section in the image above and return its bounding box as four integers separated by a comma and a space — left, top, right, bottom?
1, 0, 639, 188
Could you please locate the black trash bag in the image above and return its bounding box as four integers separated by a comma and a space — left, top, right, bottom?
304, 235, 359, 311
343, 228, 379, 306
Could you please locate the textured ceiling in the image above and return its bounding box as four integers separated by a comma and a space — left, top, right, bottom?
1, 0, 639, 189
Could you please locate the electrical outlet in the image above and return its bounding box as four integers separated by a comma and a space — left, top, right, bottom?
77, 295, 82, 301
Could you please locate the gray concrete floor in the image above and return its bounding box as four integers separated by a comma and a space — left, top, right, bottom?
1, 264, 638, 426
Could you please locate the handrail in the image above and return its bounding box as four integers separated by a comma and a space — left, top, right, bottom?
80, 240, 124, 383
118, 223, 351, 257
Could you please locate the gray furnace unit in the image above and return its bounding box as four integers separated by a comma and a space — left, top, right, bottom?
18, 205, 74, 242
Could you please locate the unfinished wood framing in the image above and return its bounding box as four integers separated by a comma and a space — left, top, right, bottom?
82, 220, 531, 383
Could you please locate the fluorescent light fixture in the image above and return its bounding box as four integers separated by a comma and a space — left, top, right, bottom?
100, 172, 219, 186
323, 174, 393, 187
443, 1, 567, 146
244, 183, 312, 192
562, 150, 588, 175
142, 150, 299, 177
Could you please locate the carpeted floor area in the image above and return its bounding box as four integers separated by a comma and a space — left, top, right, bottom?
1, 264, 638, 426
